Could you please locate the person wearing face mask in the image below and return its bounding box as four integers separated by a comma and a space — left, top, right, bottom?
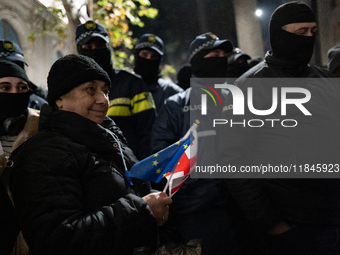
150, 33, 239, 255
0, 60, 40, 255
175, 63, 192, 90
151, 32, 233, 177
133, 34, 183, 113
0, 40, 48, 110
233, 2, 332, 79
226, 47, 251, 81
189, 32, 231, 78
76, 21, 156, 160
152, 32, 233, 156
218, 2, 340, 254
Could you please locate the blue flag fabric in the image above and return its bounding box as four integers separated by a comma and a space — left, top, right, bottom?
126, 136, 192, 183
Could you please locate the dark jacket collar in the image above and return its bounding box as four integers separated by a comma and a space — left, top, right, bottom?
265, 51, 310, 77
38, 104, 134, 167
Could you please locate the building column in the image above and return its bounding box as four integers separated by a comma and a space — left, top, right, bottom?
232, 0, 264, 58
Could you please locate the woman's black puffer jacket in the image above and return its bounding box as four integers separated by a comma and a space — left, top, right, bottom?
9, 104, 157, 255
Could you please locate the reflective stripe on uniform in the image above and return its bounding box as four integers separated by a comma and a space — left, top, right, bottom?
107, 97, 131, 116
107, 92, 155, 117
131, 92, 155, 115
107, 105, 131, 116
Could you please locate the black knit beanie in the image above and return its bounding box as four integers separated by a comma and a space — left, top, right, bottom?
0, 60, 29, 84
47, 54, 111, 105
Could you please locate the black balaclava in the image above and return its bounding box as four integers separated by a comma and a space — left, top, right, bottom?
270, 1, 316, 65
134, 50, 161, 82
77, 45, 113, 75
176, 63, 192, 90
0, 92, 30, 122
191, 49, 228, 78
0, 92, 30, 135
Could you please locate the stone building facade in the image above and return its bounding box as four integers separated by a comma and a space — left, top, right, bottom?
0, 0, 70, 90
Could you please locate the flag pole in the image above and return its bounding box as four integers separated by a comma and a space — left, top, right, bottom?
163, 120, 199, 196
162, 163, 176, 195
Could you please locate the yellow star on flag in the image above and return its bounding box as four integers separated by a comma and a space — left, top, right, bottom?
156, 169, 161, 174
184, 144, 188, 149
153, 160, 158, 166
154, 153, 159, 157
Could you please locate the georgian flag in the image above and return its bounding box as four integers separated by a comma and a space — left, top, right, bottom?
164, 122, 198, 197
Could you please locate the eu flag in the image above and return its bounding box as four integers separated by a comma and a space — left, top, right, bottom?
125, 136, 192, 183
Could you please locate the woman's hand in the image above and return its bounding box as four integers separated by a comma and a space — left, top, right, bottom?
143, 192, 172, 226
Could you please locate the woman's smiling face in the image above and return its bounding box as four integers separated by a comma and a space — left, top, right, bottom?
55, 80, 109, 124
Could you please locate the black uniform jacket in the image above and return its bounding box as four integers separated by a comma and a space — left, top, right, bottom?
108, 69, 156, 159
218, 52, 340, 231
145, 77, 183, 114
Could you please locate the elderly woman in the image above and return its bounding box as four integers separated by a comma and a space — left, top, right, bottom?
9, 54, 172, 255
